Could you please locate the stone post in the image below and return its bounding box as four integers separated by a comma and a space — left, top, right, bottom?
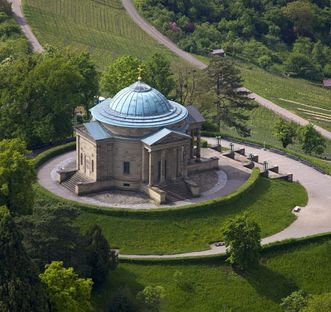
190, 129, 195, 159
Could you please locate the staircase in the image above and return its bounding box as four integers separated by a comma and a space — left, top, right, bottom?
159, 181, 192, 202
61, 171, 91, 193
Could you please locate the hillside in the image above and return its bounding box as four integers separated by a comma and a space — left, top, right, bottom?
23, 0, 179, 68
135, 0, 331, 82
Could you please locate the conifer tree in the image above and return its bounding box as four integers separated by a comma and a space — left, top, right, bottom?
0, 206, 48, 312
205, 57, 256, 136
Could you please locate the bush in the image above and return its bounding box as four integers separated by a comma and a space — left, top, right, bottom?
33, 141, 76, 168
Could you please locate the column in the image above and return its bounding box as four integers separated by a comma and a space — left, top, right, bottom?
76, 136, 80, 170
160, 150, 166, 184
148, 150, 153, 187
190, 129, 194, 159
196, 128, 201, 161
182, 145, 188, 178
141, 148, 146, 183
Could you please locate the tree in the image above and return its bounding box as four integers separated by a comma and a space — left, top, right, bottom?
303, 292, 331, 312
223, 214, 261, 270
175, 68, 198, 105
0, 206, 48, 312
137, 286, 165, 312
68, 51, 99, 117
298, 124, 326, 155
205, 57, 256, 136
101, 55, 141, 97
273, 119, 297, 148
285, 53, 322, 81
282, 1, 315, 37
85, 224, 118, 286
280, 290, 308, 312
0, 139, 35, 215
40, 261, 93, 312
17, 205, 89, 275
0, 52, 84, 147
144, 53, 175, 96
0, 0, 12, 16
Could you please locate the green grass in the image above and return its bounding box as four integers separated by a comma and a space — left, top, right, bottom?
23, 0, 179, 68
220, 105, 331, 160
94, 237, 331, 311
76, 178, 307, 254
241, 63, 331, 131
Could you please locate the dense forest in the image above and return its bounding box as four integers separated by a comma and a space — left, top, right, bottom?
135, 0, 331, 81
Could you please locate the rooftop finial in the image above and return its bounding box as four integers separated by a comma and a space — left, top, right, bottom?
137, 65, 143, 81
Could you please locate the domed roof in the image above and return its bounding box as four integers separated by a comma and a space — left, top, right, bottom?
91, 81, 188, 129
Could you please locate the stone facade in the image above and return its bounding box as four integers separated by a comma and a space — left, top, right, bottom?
61, 80, 219, 203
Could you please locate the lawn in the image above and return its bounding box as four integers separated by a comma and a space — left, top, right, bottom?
94, 237, 331, 311
23, 0, 179, 68
76, 178, 307, 254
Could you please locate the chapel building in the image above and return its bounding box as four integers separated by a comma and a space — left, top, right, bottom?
59, 79, 218, 203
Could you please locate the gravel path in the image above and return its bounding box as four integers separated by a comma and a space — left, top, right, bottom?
121, 138, 331, 259
8, 0, 44, 52
122, 0, 331, 140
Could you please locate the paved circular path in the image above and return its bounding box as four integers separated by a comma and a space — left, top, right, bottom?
37, 149, 250, 209
120, 138, 331, 259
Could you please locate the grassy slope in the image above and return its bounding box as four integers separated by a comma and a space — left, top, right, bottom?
76, 178, 307, 254
23, 0, 179, 68
241, 64, 331, 132
94, 238, 331, 311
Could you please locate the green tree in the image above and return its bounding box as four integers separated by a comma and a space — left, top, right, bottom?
85, 224, 118, 286
273, 119, 297, 148
0, 0, 12, 15
17, 206, 89, 275
205, 57, 256, 136
40, 261, 93, 312
69, 51, 99, 117
282, 1, 315, 36
109, 287, 141, 312
285, 53, 322, 81
298, 124, 326, 155
101, 55, 141, 97
137, 286, 165, 312
0, 139, 35, 215
0, 206, 48, 312
144, 53, 175, 96
223, 214, 261, 270
280, 290, 308, 312
0, 52, 84, 147
312, 40, 328, 67
303, 293, 331, 312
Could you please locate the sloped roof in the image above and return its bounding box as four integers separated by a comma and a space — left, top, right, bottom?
142, 128, 191, 146
187, 105, 205, 124
83, 122, 112, 141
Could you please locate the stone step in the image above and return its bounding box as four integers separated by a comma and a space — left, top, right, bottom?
61, 171, 90, 193
159, 181, 192, 202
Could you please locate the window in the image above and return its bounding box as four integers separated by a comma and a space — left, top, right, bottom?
92, 160, 94, 173
80, 153, 83, 165
123, 161, 130, 175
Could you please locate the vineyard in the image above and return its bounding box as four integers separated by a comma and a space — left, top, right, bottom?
23, 0, 176, 68
241, 64, 331, 131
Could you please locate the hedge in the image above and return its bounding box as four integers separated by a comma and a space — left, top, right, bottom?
34, 143, 261, 216
33, 141, 76, 169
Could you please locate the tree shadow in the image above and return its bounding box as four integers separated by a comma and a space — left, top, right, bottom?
237, 265, 297, 303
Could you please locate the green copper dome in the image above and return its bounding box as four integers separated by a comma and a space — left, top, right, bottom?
91, 81, 188, 128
